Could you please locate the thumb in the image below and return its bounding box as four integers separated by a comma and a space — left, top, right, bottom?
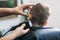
18, 11, 28, 17
23, 28, 29, 34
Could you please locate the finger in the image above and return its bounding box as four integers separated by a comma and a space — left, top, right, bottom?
20, 23, 26, 29
23, 4, 34, 7
24, 5, 34, 9
20, 13, 28, 17
24, 28, 29, 33
19, 11, 28, 17
23, 4, 34, 9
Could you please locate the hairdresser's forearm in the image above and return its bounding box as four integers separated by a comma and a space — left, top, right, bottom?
0, 31, 19, 40
0, 8, 16, 17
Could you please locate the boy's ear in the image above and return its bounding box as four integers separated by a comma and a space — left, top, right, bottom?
27, 13, 32, 20
43, 21, 48, 26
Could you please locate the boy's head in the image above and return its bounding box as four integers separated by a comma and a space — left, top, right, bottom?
28, 3, 50, 26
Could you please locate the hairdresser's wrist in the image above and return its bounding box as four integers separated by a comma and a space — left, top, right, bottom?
10, 8, 18, 15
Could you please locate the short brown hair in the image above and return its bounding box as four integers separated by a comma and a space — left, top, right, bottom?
30, 3, 50, 25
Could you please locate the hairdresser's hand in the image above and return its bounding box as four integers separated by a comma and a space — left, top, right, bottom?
13, 4, 33, 16
0, 24, 29, 40
14, 24, 29, 37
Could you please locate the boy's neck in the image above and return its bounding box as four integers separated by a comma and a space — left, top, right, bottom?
33, 22, 43, 27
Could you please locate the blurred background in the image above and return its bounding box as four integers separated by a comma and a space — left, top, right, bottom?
0, 0, 60, 36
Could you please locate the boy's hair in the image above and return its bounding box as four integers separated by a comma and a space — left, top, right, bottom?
30, 3, 50, 25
